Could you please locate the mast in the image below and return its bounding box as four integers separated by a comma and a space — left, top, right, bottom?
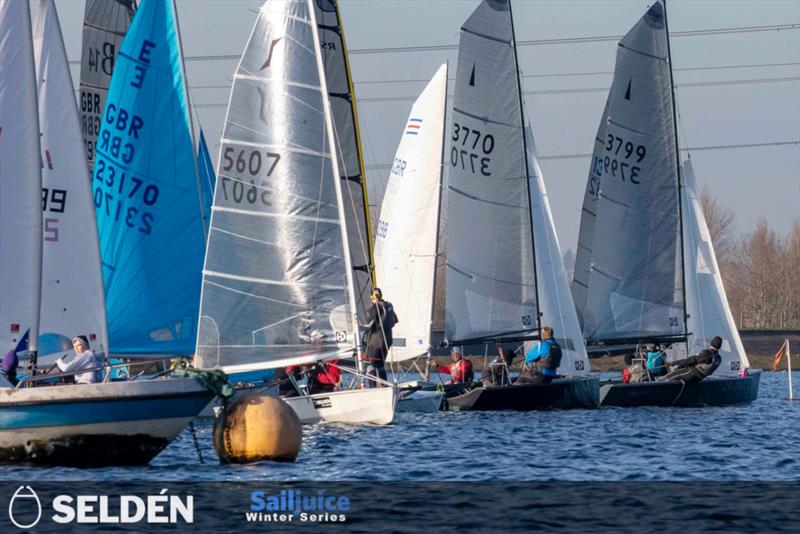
309, 0, 360, 362
429, 62, 449, 354
171, 0, 207, 239
508, 0, 542, 335
663, 0, 689, 341
332, 1, 375, 287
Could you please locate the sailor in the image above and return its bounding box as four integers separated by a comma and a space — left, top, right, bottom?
662, 336, 723, 383
0, 349, 19, 387
622, 353, 646, 384
433, 346, 474, 384
307, 360, 341, 395
518, 326, 562, 384
55, 336, 102, 384
645, 344, 667, 378
362, 288, 398, 387
481, 346, 515, 386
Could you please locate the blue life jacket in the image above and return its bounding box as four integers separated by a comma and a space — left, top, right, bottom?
646, 351, 666, 374
525, 339, 561, 376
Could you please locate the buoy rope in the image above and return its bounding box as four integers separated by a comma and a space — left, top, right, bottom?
188, 420, 205, 464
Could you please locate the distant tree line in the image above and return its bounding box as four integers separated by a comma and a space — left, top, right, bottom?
701, 192, 800, 330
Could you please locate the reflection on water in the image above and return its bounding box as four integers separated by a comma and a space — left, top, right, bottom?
5, 372, 799, 481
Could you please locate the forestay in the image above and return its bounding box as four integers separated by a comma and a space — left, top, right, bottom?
682, 159, 749, 374
0, 0, 42, 354
571, 1, 685, 343
375, 64, 448, 362
94, 0, 205, 355
524, 118, 590, 376
79, 0, 136, 174
445, 0, 537, 344
34, 0, 108, 357
312, 0, 374, 323
196, 0, 356, 372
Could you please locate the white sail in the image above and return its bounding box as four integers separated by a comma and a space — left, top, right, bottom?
571, 0, 685, 343
33, 0, 108, 359
445, 0, 537, 344
0, 0, 42, 353
79, 0, 135, 174
682, 159, 749, 374
196, 0, 357, 373
375, 64, 447, 362
524, 119, 590, 376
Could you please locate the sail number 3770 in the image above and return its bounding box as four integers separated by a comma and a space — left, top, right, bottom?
451, 122, 494, 176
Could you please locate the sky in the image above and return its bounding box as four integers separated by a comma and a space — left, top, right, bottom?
53, 0, 800, 255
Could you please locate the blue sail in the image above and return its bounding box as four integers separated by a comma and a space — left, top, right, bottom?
93, 0, 204, 355
197, 129, 216, 226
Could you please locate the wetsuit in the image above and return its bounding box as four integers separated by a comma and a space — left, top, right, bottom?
663, 348, 721, 383
519, 338, 562, 384
435, 358, 474, 384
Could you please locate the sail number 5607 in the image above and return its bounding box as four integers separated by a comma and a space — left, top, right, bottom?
451, 122, 494, 176
222, 147, 280, 177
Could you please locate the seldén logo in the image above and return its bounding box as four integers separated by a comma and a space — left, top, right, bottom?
8, 486, 42, 529
7, 486, 194, 528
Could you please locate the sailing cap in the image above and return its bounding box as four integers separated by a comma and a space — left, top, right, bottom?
451, 346, 462, 354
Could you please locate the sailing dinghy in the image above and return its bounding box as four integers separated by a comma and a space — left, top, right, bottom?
0, 0, 215, 466
194, 0, 394, 425
571, 1, 759, 407
374, 64, 448, 413
442, 0, 598, 411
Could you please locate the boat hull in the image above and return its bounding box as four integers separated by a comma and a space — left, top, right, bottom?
599, 371, 761, 407
444, 376, 599, 411
284, 387, 396, 425
0, 378, 213, 466
397, 389, 444, 413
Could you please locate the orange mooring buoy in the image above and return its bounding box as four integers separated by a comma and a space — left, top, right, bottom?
213, 393, 302, 463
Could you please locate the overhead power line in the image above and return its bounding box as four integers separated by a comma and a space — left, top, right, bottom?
364, 140, 800, 170
67, 23, 800, 65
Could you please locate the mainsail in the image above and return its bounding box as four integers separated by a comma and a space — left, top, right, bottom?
445, 0, 538, 344
79, 0, 136, 174
94, 0, 205, 355
0, 0, 42, 354
571, 0, 685, 344
682, 159, 749, 374
375, 64, 448, 362
312, 0, 374, 322
196, 0, 358, 372
34, 0, 108, 358
524, 118, 590, 375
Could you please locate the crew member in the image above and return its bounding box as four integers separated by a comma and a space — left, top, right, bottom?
55, 336, 102, 384
663, 336, 723, 383
434, 346, 474, 384
518, 326, 562, 384
362, 288, 398, 387
307, 360, 341, 394
645, 344, 667, 378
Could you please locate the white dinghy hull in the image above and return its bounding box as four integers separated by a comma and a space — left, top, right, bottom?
396, 389, 444, 413
284, 387, 396, 425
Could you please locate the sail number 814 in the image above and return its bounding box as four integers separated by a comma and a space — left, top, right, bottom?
451, 122, 494, 176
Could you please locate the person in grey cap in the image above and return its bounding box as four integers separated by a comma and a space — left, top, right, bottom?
55, 336, 102, 384
433, 346, 474, 384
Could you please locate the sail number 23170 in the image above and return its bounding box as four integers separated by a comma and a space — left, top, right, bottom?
451, 122, 494, 176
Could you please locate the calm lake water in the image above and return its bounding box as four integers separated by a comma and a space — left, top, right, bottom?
5, 371, 799, 481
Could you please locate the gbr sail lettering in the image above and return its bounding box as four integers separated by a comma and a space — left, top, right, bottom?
93, 39, 160, 236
